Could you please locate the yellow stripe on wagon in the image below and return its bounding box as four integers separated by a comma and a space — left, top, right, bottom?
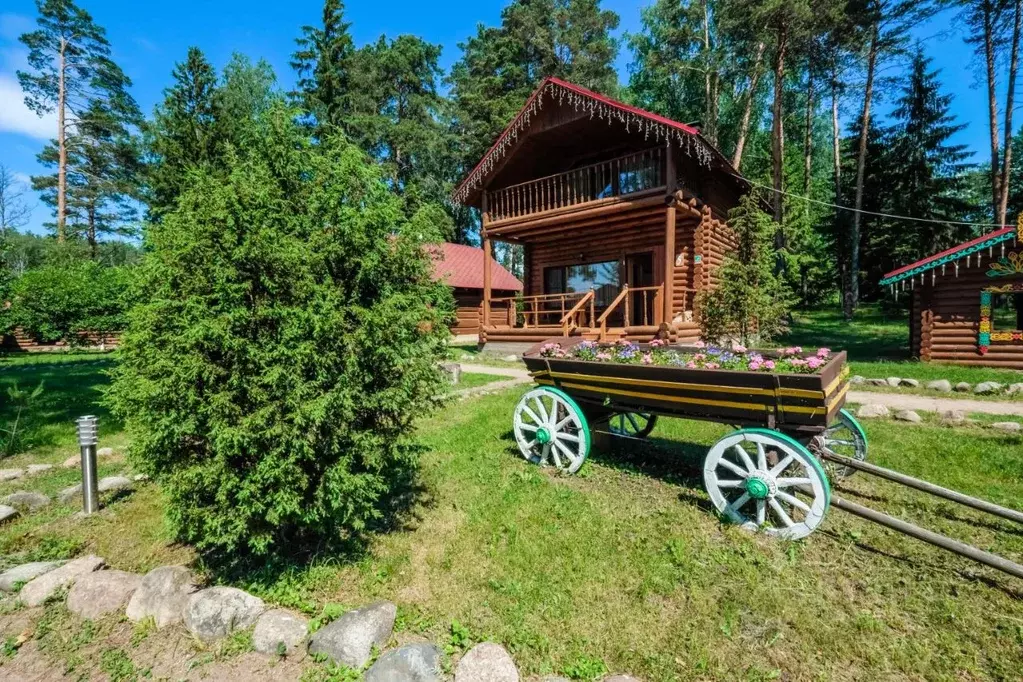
531, 370, 834, 401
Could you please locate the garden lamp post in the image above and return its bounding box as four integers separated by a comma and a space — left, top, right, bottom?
75, 415, 100, 514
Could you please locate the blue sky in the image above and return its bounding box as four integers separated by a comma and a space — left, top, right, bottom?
0, 0, 1003, 235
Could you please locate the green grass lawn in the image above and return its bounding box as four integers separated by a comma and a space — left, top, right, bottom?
2, 357, 1022, 680
781, 305, 1023, 389
448, 371, 510, 391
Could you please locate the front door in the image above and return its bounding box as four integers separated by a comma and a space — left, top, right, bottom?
625, 253, 655, 327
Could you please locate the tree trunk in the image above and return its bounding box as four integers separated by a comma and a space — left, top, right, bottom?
702, 0, 718, 145
771, 23, 787, 265
57, 38, 67, 243
831, 75, 841, 202
87, 203, 97, 259
847, 25, 878, 320
984, 0, 1002, 220
999, 0, 1022, 225
732, 42, 765, 170
803, 70, 815, 200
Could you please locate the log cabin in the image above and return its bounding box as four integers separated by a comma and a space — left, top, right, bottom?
430, 242, 522, 337
453, 77, 750, 347
880, 224, 1023, 368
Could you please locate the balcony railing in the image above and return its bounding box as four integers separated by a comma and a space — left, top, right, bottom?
486, 147, 666, 223
595, 285, 663, 339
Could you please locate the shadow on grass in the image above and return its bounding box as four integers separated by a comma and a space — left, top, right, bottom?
0, 359, 121, 453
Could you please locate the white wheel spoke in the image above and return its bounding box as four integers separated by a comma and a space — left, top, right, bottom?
776, 477, 813, 488
726, 492, 751, 516
717, 458, 749, 478
555, 415, 573, 431
533, 396, 549, 424
716, 479, 744, 488
556, 431, 580, 443
768, 453, 795, 477
776, 491, 811, 513
769, 499, 795, 527
549, 442, 562, 468
756, 500, 766, 525
521, 405, 543, 427
554, 439, 577, 467
518, 423, 538, 432
756, 442, 767, 470
826, 438, 854, 447
733, 444, 756, 472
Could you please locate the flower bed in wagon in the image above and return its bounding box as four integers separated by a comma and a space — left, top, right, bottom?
524, 338, 850, 430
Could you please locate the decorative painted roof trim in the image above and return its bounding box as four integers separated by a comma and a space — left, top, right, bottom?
879, 227, 1018, 286
452, 77, 717, 206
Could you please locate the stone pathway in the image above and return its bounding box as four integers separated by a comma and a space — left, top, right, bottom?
457, 364, 1023, 418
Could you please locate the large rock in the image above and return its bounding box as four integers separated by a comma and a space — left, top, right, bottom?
0, 469, 24, 482
974, 382, 1004, 395
894, 409, 922, 423
184, 586, 265, 641
455, 642, 518, 682
1007, 382, 1023, 396
67, 570, 142, 620
899, 378, 920, 388
885, 377, 902, 387
954, 382, 972, 392
0, 505, 18, 524
849, 375, 866, 385
939, 410, 967, 426
439, 362, 462, 385
58, 484, 82, 504
856, 404, 890, 419
867, 378, 889, 387
62, 456, 79, 469
98, 476, 132, 493
26, 464, 53, 475
502, 355, 519, 362
252, 609, 308, 656
926, 379, 952, 393
125, 565, 198, 628
365, 643, 442, 682
307, 600, 396, 668
992, 421, 1022, 432
0, 561, 64, 592
2, 491, 51, 511
19, 555, 105, 607
97, 447, 115, 458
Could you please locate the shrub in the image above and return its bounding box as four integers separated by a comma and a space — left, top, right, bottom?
107, 102, 452, 558
697, 195, 795, 346
6, 260, 132, 343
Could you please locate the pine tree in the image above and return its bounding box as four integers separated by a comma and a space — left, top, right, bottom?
697, 194, 794, 345
18, 0, 139, 243
291, 0, 356, 138
886, 49, 975, 262
145, 47, 220, 220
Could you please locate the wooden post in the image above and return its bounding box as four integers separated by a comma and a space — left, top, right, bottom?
482, 193, 492, 328
663, 147, 677, 325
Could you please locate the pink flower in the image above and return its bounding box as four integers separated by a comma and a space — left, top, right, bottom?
763, 360, 775, 370
694, 340, 706, 348
790, 358, 807, 367
749, 361, 762, 371
649, 339, 666, 347
642, 352, 653, 365
693, 353, 706, 361
705, 362, 720, 369
596, 352, 612, 361
733, 344, 747, 353
807, 357, 822, 370
817, 347, 831, 359
686, 361, 697, 369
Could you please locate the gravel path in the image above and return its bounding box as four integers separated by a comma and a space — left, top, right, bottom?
457, 364, 1023, 417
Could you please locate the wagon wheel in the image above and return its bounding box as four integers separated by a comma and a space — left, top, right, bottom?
703, 429, 831, 541
513, 387, 591, 474
818, 409, 868, 481
609, 412, 658, 439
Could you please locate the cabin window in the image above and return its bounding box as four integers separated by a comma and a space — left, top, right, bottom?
544, 261, 622, 309
991, 293, 1023, 332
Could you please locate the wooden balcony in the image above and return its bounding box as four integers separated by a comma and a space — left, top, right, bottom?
486, 147, 667, 225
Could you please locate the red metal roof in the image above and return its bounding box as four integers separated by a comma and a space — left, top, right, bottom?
430, 242, 523, 292
453, 76, 745, 205
880, 227, 1017, 284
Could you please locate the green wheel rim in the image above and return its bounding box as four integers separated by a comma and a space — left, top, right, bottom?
512, 386, 591, 473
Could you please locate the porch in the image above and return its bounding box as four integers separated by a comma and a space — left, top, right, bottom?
477, 148, 710, 345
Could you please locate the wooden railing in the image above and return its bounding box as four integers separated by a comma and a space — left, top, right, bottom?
595, 285, 663, 340
488, 291, 594, 329
561, 290, 595, 335
486, 147, 666, 223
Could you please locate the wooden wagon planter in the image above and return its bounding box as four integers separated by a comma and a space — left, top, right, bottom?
509, 338, 1023, 579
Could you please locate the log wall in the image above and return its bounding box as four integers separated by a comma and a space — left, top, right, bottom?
1, 328, 120, 353
908, 253, 1023, 368
451, 288, 516, 336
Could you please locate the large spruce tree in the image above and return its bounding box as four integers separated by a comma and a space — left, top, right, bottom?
291, 0, 356, 138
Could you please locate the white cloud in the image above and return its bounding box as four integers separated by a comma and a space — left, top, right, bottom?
12, 171, 31, 187
0, 73, 55, 140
